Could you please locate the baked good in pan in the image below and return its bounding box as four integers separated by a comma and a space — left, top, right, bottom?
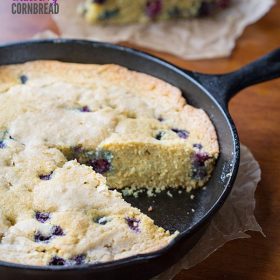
0, 61, 218, 266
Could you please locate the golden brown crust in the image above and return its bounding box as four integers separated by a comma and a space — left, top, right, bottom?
0, 60, 217, 152
0, 61, 184, 105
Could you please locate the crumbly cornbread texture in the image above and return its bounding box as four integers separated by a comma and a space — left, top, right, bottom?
79, 0, 230, 25
0, 61, 218, 266
0, 158, 174, 266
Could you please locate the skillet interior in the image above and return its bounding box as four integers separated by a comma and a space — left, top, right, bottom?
0, 40, 239, 276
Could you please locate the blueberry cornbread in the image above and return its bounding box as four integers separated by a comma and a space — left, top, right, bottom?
0, 158, 174, 265
0, 61, 218, 266
0, 61, 218, 190
79, 0, 230, 25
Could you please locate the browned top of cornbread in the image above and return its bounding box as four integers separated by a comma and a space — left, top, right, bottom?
0, 61, 218, 154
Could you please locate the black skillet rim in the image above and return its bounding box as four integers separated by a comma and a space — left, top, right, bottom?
0, 39, 240, 272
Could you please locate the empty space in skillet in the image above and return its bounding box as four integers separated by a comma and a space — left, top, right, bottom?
0, 40, 238, 235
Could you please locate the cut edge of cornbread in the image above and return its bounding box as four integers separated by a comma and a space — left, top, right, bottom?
0, 60, 219, 191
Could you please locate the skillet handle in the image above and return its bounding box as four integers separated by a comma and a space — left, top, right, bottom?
184, 48, 280, 109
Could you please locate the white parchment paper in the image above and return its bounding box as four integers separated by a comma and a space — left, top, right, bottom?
154, 144, 263, 280
40, 0, 276, 59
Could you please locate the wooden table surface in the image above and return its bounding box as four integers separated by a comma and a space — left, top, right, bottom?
1, 1, 280, 279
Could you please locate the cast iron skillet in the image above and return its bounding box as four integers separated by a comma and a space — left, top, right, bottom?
0, 40, 279, 280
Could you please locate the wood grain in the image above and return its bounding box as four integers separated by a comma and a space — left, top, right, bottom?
0, 1, 280, 279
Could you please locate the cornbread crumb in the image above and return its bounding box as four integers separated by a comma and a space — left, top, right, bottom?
167, 191, 173, 198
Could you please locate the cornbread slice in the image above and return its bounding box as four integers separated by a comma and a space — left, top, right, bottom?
79, 0, 230, 25
0, 154, 175, 266
0, 60, 218, 266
